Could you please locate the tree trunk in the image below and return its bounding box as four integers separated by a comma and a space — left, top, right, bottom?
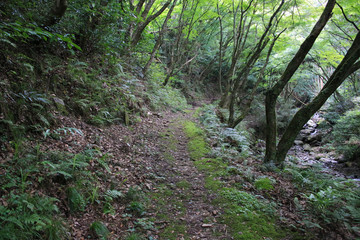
230, 29, 284, 128
143, 0, 178, 74
264, 0, 336, 164
228, 0, 284, 126
131, 0, 171, 47
275, 31, 360, 165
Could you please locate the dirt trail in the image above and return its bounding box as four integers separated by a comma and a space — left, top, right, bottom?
146, 110, 231, 239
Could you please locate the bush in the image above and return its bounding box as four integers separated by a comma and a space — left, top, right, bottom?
0, 193, 66, 240
147, 65, 189, 112
332, 109, 360, 162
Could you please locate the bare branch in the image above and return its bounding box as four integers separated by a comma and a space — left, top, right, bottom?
335, 2, 359, 31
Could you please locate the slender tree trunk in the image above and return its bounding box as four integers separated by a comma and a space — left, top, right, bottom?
228, 0, 284, 126
143, 0, 178, 74
217, 3, 224, 94
230, 30, 284, 128
131, 0, 171, 47
264, 0, 336, 164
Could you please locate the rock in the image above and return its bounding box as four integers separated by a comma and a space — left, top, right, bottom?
300, 129, 314, 135
306, 119, 317, 128
52, 96, 67, 114
345, 162, 353, 168
337, 155, 348, 163
201, 224, 213, 228
294, 140, 303, 146
315, 153, 326, 160
303, 144, 312, 152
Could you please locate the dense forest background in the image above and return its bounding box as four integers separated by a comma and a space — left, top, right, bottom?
0, 0, 359, 239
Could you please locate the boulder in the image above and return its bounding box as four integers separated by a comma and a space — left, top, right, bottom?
303, 144, 312, 152
52, 96, 67, 114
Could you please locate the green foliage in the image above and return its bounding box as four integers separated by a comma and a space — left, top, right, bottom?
67, 187, 86, 212
125, 186, 143, 202
254, 177, 274, 191
0, 90, 54, 139
127, 201, 146, 217
284, 164, 360, 233
125, 232, 144, 240
221, 188, 276, 217
199, 105, 251, 160
90, 221, 110, 240
0, 144, 114, 239
0, 21, 80, 50
332, 108, 360, 161
0, 193, 66, 240
147, 65, 189, 112
103, 189, 124, 215
183, 121, 210, 160
135, 218, 155, 231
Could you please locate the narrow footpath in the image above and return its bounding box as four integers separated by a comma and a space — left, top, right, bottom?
145, 110, 231, 239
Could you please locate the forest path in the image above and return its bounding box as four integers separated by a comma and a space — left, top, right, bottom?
146, 109, 231, 239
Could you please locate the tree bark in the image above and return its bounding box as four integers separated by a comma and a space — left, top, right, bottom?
230, 29, 285, 128
264, 0, 336, 164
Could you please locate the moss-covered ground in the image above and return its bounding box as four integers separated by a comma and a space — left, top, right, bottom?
183, 120, 297, 240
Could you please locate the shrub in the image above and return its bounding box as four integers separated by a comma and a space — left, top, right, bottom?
0, 193, 66, 240
332, 109, 360, 162
90, 221, 110, 240
147, 65, 189, 112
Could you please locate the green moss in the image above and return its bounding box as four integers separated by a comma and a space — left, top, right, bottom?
254, 177, 274, 191
182, 120, 295, 240
176, 180, 191, 189
194, 158, 227, 176
204, 176, 223, 191
183, 121, 210, 160
223, 211, 285, 240
192, 108, 202, 118
163, 152, 176, 162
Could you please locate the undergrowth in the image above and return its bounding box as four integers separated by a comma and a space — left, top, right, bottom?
146, 65, 189, 112
0, 142, 121, 239
284, 162, 360, 234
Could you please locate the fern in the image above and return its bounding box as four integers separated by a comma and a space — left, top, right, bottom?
67, 187, 86, 212
105, 189, 124, 199
96, 155, 111, 173
0, 193, 64, 239
90, 221, 109, 240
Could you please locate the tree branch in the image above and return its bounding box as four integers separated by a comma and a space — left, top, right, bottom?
335, 2, 359, 31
